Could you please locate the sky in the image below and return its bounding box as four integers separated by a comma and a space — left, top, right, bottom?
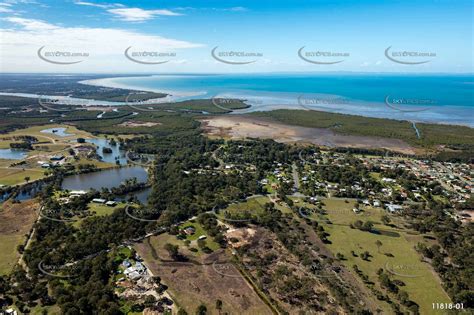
0, 0, 472, 73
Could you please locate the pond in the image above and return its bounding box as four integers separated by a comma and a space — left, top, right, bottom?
115, 187, 151, 205
0, 148, 28, 160
61, 166, 148, 191
41, 127, 74, 137
85, 138, 128, 165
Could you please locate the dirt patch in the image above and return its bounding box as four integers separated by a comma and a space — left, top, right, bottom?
236, 227, 344, 314
0, 199, 38, 235
226, 227, 257, 249
200, 115, 417, 155
118, 121, 161, 128
134, 236, 272, 315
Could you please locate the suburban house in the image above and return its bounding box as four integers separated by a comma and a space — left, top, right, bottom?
385, 204, 403, 213
92, 198, 106, 204
124, 262, 147, 281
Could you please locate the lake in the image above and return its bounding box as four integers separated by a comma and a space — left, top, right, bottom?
115, 187, 151, 205
61, 166, 148, 191
85, 138, 128, 165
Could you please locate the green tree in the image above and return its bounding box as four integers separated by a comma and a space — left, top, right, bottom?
215, 299, 223, 313
164, 243, 180, 260
196, 304, 207, 315
375, 240, 382, 253
381, 215, 391, 225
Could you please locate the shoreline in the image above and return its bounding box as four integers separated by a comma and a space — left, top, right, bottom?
81, 75, 474, 128
80, 76, 207, 100
1, 73, 472, 128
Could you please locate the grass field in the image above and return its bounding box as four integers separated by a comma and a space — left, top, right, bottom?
8, 124, 91, 141
0, 199, 39, 275
88, 202, 119, 216
176, 220, 221, 252
0, 168, 46, 186
218, 196, 270, 221
306, 197, 451, 314
0, 234, 23, 275
72, 202, 121, 228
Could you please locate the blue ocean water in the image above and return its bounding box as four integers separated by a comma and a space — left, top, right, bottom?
92, 73, 474, 126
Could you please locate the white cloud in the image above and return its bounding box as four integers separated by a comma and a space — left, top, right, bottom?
2, 0, 39, 4
74, 1, 113, 9
4, 17, 58, 30
0, 6, 13, 12
228, 7, 247, 12
107, 7, 182, 22
0, 17, 202, 72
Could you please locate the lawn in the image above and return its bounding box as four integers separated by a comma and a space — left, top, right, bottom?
315, 198, 451, 314
217, 196, 271, 221
0, 168, 46, 186
73, 157, 116, 169
88, 202, 119, 216
8, 124, 91, 142
0, 234, 23, 275
178, 221, 220, 251
72, 202, 122, 228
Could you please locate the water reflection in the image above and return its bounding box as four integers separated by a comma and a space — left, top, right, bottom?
41, 127, 74, 137
115, 187, 151, 205
85, 138, 128, 165
0, 149, 28, 160
61, 166, 147, 191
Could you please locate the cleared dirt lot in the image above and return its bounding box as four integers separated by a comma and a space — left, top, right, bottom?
201, 115, 416, 154
134, 234, 273, 315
